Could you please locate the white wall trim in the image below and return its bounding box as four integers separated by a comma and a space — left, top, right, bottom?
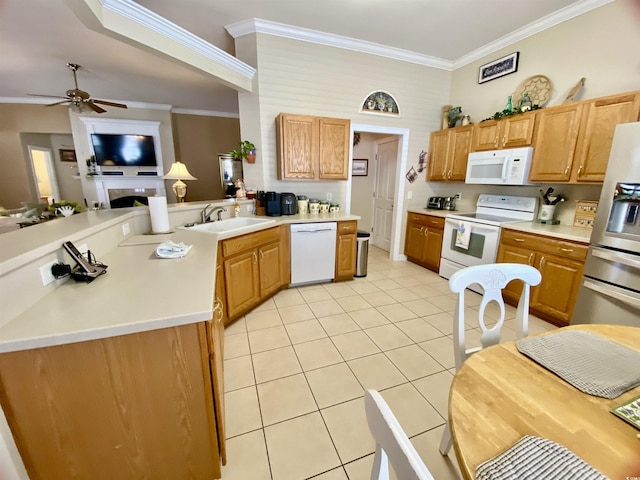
350, 124, 410, 262
171, 108, 240, 118
453, 0, 613, 68
226, 18, 453, 70
102, 0, 256, 78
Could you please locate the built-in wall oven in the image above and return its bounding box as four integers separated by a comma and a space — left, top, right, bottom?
440, 194, 538, 292
572, 122, 640, 327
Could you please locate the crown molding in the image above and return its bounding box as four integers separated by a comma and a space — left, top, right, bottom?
226, 18, 453, 71
171, 108, 239, 118
453, 0, 614, 68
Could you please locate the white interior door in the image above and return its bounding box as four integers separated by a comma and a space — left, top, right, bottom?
28, 146, 59, 203
372, 137, 398, 251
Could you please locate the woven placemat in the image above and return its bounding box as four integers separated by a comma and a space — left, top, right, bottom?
475, 435, 608, 480
516, 330, 640, 399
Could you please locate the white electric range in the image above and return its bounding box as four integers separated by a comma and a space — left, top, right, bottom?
439, 194, 538, 283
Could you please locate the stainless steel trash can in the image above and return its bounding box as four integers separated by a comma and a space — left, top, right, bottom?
355, 230, 370, 278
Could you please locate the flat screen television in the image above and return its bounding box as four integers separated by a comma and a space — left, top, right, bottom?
90, 133, 157, 167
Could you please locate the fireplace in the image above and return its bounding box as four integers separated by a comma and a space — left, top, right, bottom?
108, 188, 157, 208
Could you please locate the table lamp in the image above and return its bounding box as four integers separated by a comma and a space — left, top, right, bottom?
164, 161, 197, 202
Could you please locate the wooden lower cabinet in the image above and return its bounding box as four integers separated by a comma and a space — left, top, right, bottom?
496, 229, 588, 326
0, 322, 224, 480
220, 225, 290, 323
335, 220, 357, 281
404, 213, 444, 273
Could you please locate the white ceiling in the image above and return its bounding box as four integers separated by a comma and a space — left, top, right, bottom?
0, 0, 596, 115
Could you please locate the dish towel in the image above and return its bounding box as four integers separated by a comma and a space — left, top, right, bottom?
475, 435, 608, 480
516, 330, 640, 399
455, 221, 472, 249
155, 240, 192, 259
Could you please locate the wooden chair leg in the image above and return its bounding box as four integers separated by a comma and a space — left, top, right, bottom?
439, 423, 452, 455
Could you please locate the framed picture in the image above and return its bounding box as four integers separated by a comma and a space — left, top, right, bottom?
59, 149, 77, 163
478, 52, 519, 84
352, 159, 368, 176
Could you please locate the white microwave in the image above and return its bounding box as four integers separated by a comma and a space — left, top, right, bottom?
465, 147, 536, 185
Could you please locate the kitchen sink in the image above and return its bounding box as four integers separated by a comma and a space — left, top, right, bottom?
182, 217, 276, 234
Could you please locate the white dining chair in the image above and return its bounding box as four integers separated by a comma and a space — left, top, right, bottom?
439, 263, 542, 456
365, 389, 436, 480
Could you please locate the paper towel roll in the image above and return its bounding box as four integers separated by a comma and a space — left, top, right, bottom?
148, 196, 170, 233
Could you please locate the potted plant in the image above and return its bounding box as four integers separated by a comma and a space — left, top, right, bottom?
230, 140, 256, 164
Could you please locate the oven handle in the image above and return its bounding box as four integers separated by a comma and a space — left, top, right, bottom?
445, 219, 499, 233
583, 279, 640, 310
592, 248, 640, 270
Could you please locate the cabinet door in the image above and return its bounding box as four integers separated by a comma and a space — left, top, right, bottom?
259, 241, 283, 298
573, 92, 640, 182
427, 129, 450, 180
224, 250, 260, 318
448, 126, 473, 181
529, 104, 583, 182
496, 243, 535, 304
318, 117, 350, 180
277, 114, 318, 179
405, 219, 426, 260
336, 233, 357, 279
472, 120, 501, 151
501, 113, 536, 148
423, 228, 443, 272
531, 254, 584, 326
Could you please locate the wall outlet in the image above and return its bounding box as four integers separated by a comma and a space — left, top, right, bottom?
407, 190, 413, 200
40, 261, 58, 286
326, 192, 332, 201
455, 192, 462, 200
122, 222, 130, 236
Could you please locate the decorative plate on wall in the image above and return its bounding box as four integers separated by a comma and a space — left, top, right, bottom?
513, 75, 553, 107
362, 91, 399, 115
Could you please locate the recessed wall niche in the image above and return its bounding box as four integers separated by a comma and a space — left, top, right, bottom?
362, 91, 400, 115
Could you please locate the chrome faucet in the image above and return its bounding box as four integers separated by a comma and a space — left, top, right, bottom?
201, 204, 215, 223
212, 207, 226, 221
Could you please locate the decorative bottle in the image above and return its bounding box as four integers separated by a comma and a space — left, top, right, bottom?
505, 95, 513, 113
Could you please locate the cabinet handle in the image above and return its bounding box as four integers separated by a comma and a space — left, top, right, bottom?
214, 297, 224, 323
423, 227, 428, 236
442, 170, 446, 179
514, 238, 525, 242
539, 256, 546, 269
252, 252, 257, 264
559, 247, 574, 253
502, 135, 506, 147
493, 137, 498, 148
564, 165, 570, 177
259, 250, 264, 259
448, 170, 452, 179
419, 226, 424, 234
528, 253, 535, 265
577, 165, 583, 177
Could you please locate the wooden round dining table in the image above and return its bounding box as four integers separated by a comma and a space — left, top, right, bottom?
448, 324, 640, 480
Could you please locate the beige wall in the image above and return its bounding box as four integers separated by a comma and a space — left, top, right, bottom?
450, 0, 640, 123
0, 104, 72, 208
171, 113, 240, 201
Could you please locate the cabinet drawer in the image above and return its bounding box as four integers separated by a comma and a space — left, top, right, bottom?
500, 229, 588, 261
338, 221, 357, 234
221, 227, 280, 257
408, 213, 444, 229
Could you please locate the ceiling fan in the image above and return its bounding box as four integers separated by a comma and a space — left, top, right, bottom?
29, 63, 127, 114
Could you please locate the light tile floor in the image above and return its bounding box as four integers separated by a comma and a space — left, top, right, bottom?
221, 247, 557, 480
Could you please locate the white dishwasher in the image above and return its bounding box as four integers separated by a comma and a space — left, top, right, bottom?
290, 222, 337, 286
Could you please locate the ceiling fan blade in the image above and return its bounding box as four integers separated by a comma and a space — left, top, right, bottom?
45, 100, 71, 107
86, 101, 107, 114
28, 93, 69, 99
92, 99, 128, 109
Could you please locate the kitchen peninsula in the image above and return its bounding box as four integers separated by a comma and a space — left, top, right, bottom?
0, 201, 359, 480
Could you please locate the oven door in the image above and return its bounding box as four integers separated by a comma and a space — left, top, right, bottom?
441, 218, 500, 268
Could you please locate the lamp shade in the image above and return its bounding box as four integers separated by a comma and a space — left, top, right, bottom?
163, 161, 197, 180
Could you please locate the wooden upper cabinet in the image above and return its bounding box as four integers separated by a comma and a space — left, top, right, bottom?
277, 113, 350, 180
471, 112, 536, 151
571, 92, 640, 182
427, 125, 472, 181
528, 103, 583, 182
318, 117, 350, 179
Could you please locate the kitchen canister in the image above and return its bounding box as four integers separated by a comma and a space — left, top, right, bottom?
297, 195, 308, 214
329, 203, 340, 213
319, 201, 330, 214
309, 198, 320, 214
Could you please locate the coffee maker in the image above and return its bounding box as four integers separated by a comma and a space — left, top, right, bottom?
280, 193, 297, 215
